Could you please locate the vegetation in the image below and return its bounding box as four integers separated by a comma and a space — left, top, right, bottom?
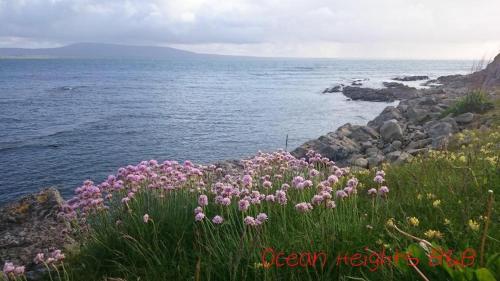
442, 90, 494, 117
3, 127, 499, 281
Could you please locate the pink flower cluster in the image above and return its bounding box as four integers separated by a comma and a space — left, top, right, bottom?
2, 262, 24, 278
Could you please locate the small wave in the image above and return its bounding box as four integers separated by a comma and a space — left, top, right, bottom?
48, 85, 90, 93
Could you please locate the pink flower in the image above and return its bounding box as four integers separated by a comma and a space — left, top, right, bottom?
262, 180, 272, 189
194, 206, 203, 214
195, 212, 205, 222
292, 176, 304, 188
376, 170, 386, 177
347, 178, 359, 188
52, 250, 65, 261
3, 262, 15, 274
275, 190, 287, 205
220, 197, 231, 206
265, 195, 275, 202
238, 199, 250, 211
379, 186, 389, 195
281, 183, 290, 191
14, 266, 25, 275
295, 202, 313, 213
326, 201, 336, 209
34, 253, 45, 264
212, 215, 224, 224
198, 194, 208, 207
367, 188, 377, 195
242, 175, 253, 186
256, 213, 268, 223
143, 214, 150, 223
309, 169, 319, 177
336, 190, 348, 199
311, 195, 324, 205
244, 216, 256, 226
327, 175, 339, 184
374, 175, 385, 184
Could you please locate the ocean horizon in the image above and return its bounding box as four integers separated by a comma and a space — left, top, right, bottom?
0, 57, 472, 203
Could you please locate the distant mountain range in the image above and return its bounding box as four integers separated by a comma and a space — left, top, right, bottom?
0, 43, 209, 59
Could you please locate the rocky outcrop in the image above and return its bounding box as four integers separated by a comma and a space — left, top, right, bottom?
0, 188, 73, 280
392, 75, 429, 81
293, 52, 500, 168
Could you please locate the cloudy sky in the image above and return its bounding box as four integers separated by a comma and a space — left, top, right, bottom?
1, 0, 499, 59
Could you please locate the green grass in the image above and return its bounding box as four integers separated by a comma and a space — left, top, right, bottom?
43, 127, 500, 281
442, 90, 494, 117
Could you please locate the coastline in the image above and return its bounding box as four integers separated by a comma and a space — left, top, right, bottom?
1, 54, 499, 279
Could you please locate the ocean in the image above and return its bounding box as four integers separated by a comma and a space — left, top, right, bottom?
0, 57, 471, 203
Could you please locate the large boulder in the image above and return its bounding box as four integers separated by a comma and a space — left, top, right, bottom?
454, 112, 474, 124
380, 119, 403, 142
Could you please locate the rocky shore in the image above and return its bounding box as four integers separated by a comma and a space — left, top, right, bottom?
292, 53, 500, 167
1, 53, 499, 279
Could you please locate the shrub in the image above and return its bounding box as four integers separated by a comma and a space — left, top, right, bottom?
443, 90, 494, 117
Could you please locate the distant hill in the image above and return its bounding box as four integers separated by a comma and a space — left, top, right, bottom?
0, 43, 205, 59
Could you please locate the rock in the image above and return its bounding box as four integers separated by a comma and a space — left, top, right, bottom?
454, 112, 474, 124
406, 148, 429, 156
406, 138, 432, 150
368, 155, 385, 167
392, 140, 402, 150
406, 107, 430, 123
392, 75, 430, 81
368, 106, 403, 129
343, 86, 396, 102
395, 152, 412, 164
365, 147, 380, 157
383, 82, 405, 88
361, 141, 373, 151
353, 157, 368, 168
0, 188, 73, 279
349, 125, 379, 142
428, 122, 456, 148
386, 151, 402, 162
380, 119, 403, 142
323, 84, 344, 93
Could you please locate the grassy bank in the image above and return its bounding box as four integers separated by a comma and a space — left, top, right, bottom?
16, 125, 493, 281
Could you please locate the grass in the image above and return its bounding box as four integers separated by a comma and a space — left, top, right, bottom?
442, 90, 494, 117
13, 126, 497, 281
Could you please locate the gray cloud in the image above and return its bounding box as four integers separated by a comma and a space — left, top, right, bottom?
1, 0, 499, 58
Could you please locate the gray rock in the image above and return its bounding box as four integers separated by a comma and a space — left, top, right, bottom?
454, 112, 474, 124
392, 75, 430, 81
322, 84, 344, 93
386, 151, 402, 162
368, 155, 385, 167
365, 147, 380, 157
380, 119, 403, 142
392, 140, 402, 150
349, 125, 379, 142
395, 152, 412, 164
353, 157, 369, 168
406, 107, 430, 123
368, 106, 403, 129
428, 122, 456, 148
406, 138, 432, 150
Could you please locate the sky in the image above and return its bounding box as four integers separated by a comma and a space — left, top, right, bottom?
0, 0, 500, 59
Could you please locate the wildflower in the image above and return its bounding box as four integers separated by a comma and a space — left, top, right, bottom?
309, 169, 319, 177
408, 217, 419, 227
238, 199, 250, 211
244, 216, 256, 226
367, 188, 377, 196
444, 219, 451, 225
376, 170, 386, 177
14, 266, 25, 275
347, 178, 359, 188
121, 197, 130, 204
458, 155, 466, 162
378, 186, 389, 195
212, 215, 224, 224
34, 253, 44, 264
468, 219, 480, 231
295, 202, 313, 213
374, 175, 384, 184
302, 180, 313, 188
432, 200, 441, 207
258, 179, 272, 189
386, 218, 395, 228
143, 214, 150, 223
311, 194, 324, 205
424, 229, 443, 239
256, 213, 268, 223
52, 250, 65, 261
426, 193, 436, 199
281, 183, 290, 191
417, 194, 423, 200
335, 190, 348, 199
275, 190, 287, 205
265, 195, 275, 202
220, 197, 231, 206
195, 212, 205, 222
292, 176, 304, 188
194, 206, 203, 214
327, 175, 339, 184
198, 194, 208, 207
3, 262, 15, 274
326, 200, 336, 209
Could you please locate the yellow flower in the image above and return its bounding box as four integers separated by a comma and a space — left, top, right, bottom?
426, 193, 436, 200
444, 219, 451, 225
408, 217, 420, 227
386, 218, 395, 228
432, 200, 441, 207
424, 229, 444, 239
468, 219, 480, 231
458, 155, 466, 163
417, 194, 423, 200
